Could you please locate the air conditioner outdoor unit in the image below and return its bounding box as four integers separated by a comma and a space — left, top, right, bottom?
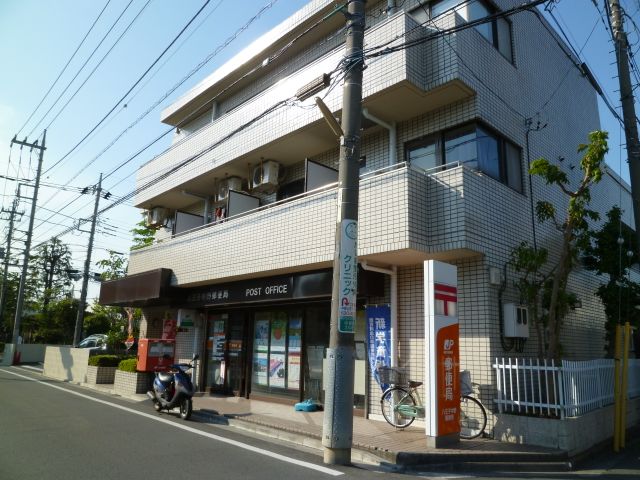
252, 160, 280, 192
217, 176, 243, 202
146, 207, 169, 228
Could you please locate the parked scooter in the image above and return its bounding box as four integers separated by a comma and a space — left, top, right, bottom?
147, 354, 199, 420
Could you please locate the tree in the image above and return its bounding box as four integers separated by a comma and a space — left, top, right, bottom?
93, 250, 140, 352
95, 250, 127, 280
510, 131, 608, 360
29, 238, 72, 311
583, 206, 640, 353
131, 217, 156, 251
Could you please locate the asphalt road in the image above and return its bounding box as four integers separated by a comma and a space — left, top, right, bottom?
0, 366, 390, 480
2, 365, 639, 480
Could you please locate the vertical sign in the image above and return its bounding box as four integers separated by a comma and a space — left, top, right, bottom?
366, 305, 391, 389
338, 220, 358, 332
424, 260, 460, 447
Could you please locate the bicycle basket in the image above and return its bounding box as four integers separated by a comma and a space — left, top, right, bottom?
460, 370, 473, 395
377, 367, 408, 385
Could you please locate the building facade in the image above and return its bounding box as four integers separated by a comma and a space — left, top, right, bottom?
100, 0, 634, 431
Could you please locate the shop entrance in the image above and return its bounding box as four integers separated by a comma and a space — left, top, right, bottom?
204, 311, 247, 395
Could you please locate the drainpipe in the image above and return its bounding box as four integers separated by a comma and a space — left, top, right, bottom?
360, 261, 398, 368
362, 108, 397, 166
387, 0, 397, 16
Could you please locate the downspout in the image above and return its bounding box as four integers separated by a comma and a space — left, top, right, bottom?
360, 261, 398, 368
362, 108, 397, 166
387, 0, 397, 16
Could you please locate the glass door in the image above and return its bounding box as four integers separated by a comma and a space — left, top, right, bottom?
251, 310, 301, 398
205, 313, 227, 393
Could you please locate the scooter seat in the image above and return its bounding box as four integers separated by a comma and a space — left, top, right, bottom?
158, 372, 173, 383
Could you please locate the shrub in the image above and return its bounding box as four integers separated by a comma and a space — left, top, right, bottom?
117, 358, 138, 372
88, 355, 121, 367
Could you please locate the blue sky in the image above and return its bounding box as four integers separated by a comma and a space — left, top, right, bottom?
0, 0, 638, 303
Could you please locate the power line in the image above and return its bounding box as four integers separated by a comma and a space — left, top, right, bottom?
26, 0, 136, 138
43, 0, 213, 176
44, 0, 153, 131
16, 0, 112, 137
27, 0, 338, 237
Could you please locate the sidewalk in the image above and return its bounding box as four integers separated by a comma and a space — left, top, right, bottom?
191, 394, 572, 472
14, 364, 571, 472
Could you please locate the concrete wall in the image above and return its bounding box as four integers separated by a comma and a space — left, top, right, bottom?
494, 397, 640, 454
43, 346, 90, 383
16, 344, 47, 363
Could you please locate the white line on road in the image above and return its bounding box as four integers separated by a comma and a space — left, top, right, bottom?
1, 368, 343, 477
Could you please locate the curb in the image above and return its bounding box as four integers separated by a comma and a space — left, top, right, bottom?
192, 409, 389, 466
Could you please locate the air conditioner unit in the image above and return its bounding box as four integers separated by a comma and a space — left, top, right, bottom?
217, 176, 243, 202
252, 160, 280, 192
503, 303, 530, 338
146, 207, 169, 228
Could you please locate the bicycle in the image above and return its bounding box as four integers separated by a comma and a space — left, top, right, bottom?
378, 367, 487, 439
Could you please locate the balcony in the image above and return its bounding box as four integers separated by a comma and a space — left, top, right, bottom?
128, 164, 530, 287
134, 11, 475, 210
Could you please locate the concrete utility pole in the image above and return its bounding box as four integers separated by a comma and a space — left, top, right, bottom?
322, 0, 365, 466
0, 198, 23, 323
73, 173, 102, 346
609, 0, 640, 249
12, 130, 46, 344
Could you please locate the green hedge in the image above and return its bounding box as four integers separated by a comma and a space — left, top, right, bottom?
117, 358, 138, 372
88, 355, 121, 367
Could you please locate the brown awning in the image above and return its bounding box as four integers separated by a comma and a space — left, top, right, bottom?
99, 268, 174, 307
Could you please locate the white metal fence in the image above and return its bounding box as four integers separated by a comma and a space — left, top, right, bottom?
493, 358, 640, 419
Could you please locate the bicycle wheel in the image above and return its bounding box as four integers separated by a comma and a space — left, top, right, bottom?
459, 395, 487, 439
380, 387, 417, 428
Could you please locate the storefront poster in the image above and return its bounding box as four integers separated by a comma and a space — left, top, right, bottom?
213, 320, 225, 361
162, 318, 177, 340
270, 316, 287, 350
253, 352, 268, 386
288, 317, 302, 352
366, 305, 391, 389
269, 353, 286, 388
287, 353, 300, 390
254, 319, 269, 352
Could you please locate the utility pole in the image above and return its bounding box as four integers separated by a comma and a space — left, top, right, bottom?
11, 131, 46, 345
0, 197, 23, 323
322, 0, 365, 466
609, 0, 640, 251
73, 173, 102, 346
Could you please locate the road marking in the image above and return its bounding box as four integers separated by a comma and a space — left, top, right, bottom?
1, 368, 343, 477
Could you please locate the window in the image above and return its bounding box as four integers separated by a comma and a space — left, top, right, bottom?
428, 0, 514, 63
406, 123, 523, 192
407, 136, 439, 171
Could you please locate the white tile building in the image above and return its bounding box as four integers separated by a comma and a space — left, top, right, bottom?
100, 0, 633, 434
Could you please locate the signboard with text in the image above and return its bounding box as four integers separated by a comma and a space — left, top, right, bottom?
424, 260, 460, 446
366, 305, 391, 389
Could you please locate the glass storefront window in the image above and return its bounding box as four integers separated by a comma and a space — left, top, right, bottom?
251, 311, 301, 398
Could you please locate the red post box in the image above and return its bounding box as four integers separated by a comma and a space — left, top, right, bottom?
137, 338, 176, 372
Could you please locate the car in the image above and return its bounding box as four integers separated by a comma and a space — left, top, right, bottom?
78, 334, 108, 352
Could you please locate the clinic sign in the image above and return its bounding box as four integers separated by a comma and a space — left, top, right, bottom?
338, 220, 358, 333
424, 260, 460, 447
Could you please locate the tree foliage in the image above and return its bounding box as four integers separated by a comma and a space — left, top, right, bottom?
28, 238, 72, 310
583, 206, 640, 353
510, 131, 608, 360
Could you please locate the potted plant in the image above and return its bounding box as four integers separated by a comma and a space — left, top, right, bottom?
86, 355, 120, 384
113, 357, 152, 396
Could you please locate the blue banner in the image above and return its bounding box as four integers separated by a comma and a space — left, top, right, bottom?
366, 305, 391, 390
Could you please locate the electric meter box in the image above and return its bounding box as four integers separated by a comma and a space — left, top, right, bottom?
137, 338, 175, 372
503, 303, 529, 338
